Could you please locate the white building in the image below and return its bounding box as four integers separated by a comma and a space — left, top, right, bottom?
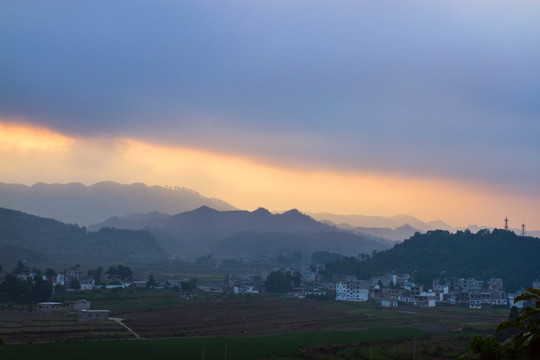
233, 285, 259, 294
80, 278, 95, 290
336, 281, 369, 302
381, 300, 398, 307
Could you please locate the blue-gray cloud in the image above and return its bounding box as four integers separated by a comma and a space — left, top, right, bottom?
1, 1, 540, 192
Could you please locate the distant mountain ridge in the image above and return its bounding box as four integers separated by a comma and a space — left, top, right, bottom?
0, 207, 167, 264
0, 181, 236, 226
91, 207, 392, 258
310, 212, 454, 232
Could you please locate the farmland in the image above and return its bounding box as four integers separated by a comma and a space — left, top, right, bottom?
0, 293, 509, 359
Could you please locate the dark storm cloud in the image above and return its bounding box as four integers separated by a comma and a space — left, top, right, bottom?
1, 1, 540, 191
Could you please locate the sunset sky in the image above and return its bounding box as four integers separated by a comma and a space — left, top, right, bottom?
1, 1, 539, 230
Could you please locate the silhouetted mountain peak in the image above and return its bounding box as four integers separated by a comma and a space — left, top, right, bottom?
280, 209, 317, 223
252, 207, 272, 216
187, 206, 219, 215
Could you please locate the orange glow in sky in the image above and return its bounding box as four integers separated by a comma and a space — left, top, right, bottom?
0, 119, 537, 230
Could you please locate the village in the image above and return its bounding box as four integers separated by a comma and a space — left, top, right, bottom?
2, 260, 536, 316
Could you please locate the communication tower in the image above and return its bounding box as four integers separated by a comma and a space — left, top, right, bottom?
504, 217, 509, 231
521, 224, 526, 237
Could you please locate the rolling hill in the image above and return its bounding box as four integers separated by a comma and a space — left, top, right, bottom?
324, 229, 540, 291
0, 207, 167, 264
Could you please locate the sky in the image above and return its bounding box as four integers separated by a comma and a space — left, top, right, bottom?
1, 1, 539, 230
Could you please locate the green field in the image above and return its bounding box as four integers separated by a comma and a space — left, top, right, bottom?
0, 328, 431, 360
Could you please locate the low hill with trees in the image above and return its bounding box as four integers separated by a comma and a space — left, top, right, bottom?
0, 207, 167, 264
323, 229, 540, 291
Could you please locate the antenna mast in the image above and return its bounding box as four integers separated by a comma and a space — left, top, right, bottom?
504, 217, 509, 231
521, 224, 526, 237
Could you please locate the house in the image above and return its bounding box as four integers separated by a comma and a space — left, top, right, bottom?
382, 287, 403, 300
78, 309, 110, 321
65, 299, 91, 311
37, 302, 64, 313
131, 281, 147, 288
398, 291, 436, 307
491, 297, 508, 307
336, 281, 369, 302
394, 274, 410, 287
52, 274, 65, 287
381, 299, 398, 307
469, 291, 492, 309
304, 288, 327, 297
233, 285, 259, 294
79, 277, 95, 290
66, 267, 85, 280
370, 274, 393, 288
66, 299, 85, 310
417, 293, 437, 307
285, 287, 305, 298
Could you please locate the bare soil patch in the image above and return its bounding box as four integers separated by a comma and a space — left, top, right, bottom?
121, 297, 365, 338
0, 310, 130, 344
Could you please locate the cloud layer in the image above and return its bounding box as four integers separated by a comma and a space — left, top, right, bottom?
1, 1, 540, 226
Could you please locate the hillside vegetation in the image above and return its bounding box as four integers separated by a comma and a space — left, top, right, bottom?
0, 207, 167, 263
324, 229, 540, 291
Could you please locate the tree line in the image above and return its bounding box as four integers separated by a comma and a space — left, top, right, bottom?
322, 229, 540, 291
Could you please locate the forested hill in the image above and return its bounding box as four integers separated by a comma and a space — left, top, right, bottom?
0, 207, 167, 263
324, 229, 540, 291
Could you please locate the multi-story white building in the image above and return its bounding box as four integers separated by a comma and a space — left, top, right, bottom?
336, 281, 369, 302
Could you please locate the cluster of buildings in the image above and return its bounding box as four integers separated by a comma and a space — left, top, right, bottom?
36, 299, 110, 321
334, 273, 537, 309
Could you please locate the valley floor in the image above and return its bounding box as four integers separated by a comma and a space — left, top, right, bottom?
0, 295, 508, 359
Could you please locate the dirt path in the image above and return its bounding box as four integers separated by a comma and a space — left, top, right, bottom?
110, 317, 142, 339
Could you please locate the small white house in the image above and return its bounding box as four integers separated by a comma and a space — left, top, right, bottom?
78, 309, 110, 322
80, 278, 95, 290
233, 285, 259, 294
65, 299, 91, 311
381, 300, 398, 307
37, 302, 63, 312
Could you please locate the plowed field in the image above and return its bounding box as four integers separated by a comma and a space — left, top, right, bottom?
121, 297, 365, 338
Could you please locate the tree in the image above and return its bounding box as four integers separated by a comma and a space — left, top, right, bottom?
467, 288, 540, 359
496, 288, 540, 358
32, 276, 52, 302
105, 265, 133, 281
181, 278, 197, 293
146, 275, 157, 289
44, 268, 56, 280
87, 266, 103, 283
0, 274, 51, 303
0, 274, 21, 302
71, 278, 81, 290
265, 270, 301, 293
13, 259, 27, 274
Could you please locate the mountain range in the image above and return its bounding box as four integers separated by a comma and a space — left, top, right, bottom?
90, 206, 392, 258
0, 181, 235, 226
1, 181, 505, 241
309, 212, 453, 232
310, 212, 540, 240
